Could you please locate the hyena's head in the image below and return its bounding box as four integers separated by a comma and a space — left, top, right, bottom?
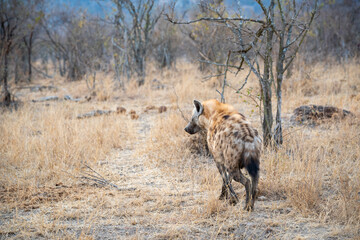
184, 100, 204, 135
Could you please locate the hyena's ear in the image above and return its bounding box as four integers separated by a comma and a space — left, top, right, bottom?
193, 100, 204, 115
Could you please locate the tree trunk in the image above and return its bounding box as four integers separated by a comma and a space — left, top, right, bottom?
274, 74, 283, 145
1, 52, 11, 106
24, 31, 34, 82
27, 33, 33, 82
58, 57, 64, 77
14, 55, 20, 84
135, 53, 145, 86
261, 2, 275, 146
274, 13, 287, 146
275, 45, 285, 146
262, 81, 273, 146
62, 57, 66, 77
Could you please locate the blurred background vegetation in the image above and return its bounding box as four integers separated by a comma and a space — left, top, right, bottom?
1, 0, 358, 86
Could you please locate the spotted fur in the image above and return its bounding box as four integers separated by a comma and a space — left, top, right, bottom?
185, 99, 262, 211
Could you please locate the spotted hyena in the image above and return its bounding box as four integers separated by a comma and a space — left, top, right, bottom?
185, 99, 262, 211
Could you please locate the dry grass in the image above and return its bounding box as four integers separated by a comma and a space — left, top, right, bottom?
0, 102, 134, 209
144, 59, 360, 236
0, 59, 359, 239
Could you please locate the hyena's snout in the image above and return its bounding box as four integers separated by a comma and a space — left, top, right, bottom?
184, 121, 201, 135
184, 125, 191, 134
184, 122, 194, 134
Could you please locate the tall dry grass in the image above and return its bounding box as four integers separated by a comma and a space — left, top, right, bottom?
145, 59, 360, 229
0, 102, 134, 195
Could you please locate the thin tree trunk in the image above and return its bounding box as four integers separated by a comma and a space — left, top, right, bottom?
62, 57, 66, 76
262, 81, 273, 146
275, 39, 285, 145
24, 31, 34, 82
14, 54, 20, 84
136, 53, 145, 86
2, 52, 11, 106
58, 57, 63, 76
274, 74, 283, 145
27, 34, 33, 82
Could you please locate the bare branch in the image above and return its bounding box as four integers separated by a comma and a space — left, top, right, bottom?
164, 13, 265, 25
202, 73, 224, 81
234, 65, 252, 93
284, 0, 318, 72
217, 51, 231, 103
198, 58, 240, 69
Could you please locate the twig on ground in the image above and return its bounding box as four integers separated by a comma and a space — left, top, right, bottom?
81, 163, 125, 190
63, 163, 136, 191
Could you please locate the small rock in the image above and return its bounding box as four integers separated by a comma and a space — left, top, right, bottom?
129, 110, 139, 120
116, 107, 127, 114
158, 106, 167, 113
130, 113, 139, 120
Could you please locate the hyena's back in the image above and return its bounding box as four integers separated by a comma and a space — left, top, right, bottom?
207, 109, 261, 177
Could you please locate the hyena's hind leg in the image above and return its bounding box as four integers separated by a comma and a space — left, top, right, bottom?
219, 182, 229, 200
215, 162, 238, 204
216, 163, 229, 200
231, 168, 251, 211
249, 172, 259, 209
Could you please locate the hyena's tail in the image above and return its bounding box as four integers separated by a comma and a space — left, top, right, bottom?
246, 155, 259, 179
245, 154, 260, 208
244, 135, 261, 179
